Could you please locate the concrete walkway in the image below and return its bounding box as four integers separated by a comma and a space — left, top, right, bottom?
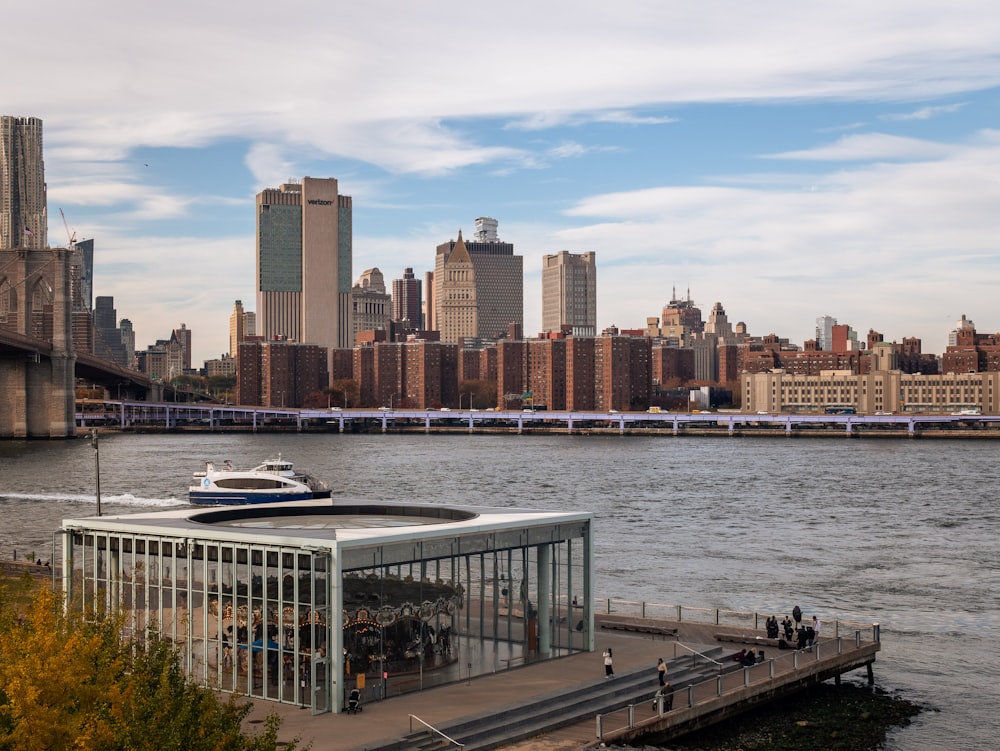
246, 614, 870, 751
246, 623, 684, 750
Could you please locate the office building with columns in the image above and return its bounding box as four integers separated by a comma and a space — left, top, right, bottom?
350, 268, 391, 343
541, 251, 596, 337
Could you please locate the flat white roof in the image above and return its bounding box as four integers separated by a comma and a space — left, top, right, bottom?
62, 498, 592, 550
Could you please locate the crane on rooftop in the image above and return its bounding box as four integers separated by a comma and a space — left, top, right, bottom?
59, 208, 77, 249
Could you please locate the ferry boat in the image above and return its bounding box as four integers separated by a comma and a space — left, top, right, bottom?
188, 457, 331, 505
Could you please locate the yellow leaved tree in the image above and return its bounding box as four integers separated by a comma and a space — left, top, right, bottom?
0, 582, 301, 751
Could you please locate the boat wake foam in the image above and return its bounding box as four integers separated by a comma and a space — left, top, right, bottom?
1, 492, 186, 508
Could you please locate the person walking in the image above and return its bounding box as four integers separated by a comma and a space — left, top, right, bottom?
656, 657, 666, 686
603, 648, 614, 678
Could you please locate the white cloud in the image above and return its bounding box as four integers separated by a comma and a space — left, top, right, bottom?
506, 110, 678, 131
555, 139, 1000, 348
547, 141, 619, 160
765, 133, 957, 161
880, 103, 967, 121
7, 0, 1000, 362
94, 234, 255, 360
10, 1, 1000, 177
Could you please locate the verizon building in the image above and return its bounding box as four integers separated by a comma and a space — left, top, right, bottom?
0, 115, 47, 250
256, 177, 353, 351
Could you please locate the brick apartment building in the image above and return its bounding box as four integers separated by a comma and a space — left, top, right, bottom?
237, 340, 328, 408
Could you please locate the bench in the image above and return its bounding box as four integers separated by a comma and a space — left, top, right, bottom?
599, 622, 678, 639
715, 632, 796, 656
715, 632, 783, 646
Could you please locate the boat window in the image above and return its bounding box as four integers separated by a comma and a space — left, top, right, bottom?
216, 478, 291, 490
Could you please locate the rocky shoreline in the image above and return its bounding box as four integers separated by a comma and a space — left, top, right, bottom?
619, 682, 923, 751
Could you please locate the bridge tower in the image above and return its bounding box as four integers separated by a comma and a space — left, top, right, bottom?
0, 248, 77, 438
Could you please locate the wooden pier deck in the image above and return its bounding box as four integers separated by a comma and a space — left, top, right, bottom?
250, 613, 880, 750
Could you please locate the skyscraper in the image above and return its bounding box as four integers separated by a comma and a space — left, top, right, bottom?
815, 315, 837, 351
0, 115, 47, 249
541, 250, 597, 337
660, 288, 703, 339
351, 268, 391, 342
119, 319, 135, 368
94, 296, 128, 367
229, 299, 256, 358
256, 177, 353, 351
434, 217, 522, 343
704, 302, 736, 343
392, 267, 423, 330
173, 323, 192, 372
436, 231, 478, 344
75, 238, 95, 311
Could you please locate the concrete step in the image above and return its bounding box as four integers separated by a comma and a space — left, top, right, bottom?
365, 650, 742, 751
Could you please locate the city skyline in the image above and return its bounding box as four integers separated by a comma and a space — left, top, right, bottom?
5, 2, 1000, 363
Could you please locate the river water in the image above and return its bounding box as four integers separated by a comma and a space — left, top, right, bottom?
1, 432, 997, 749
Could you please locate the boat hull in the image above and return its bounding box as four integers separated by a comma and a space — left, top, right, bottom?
188, 456, 331, 506
189, 490, 319, 505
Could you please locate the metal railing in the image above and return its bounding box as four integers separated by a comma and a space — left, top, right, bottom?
671, 640, 723, 668
595, 631, 874, 740
408, 714, 464, 748
596, 598, 880, 643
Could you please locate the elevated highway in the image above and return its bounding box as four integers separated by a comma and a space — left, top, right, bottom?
77, 402, 1000, 438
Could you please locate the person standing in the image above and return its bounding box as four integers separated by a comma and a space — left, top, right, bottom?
811, 615, 822, 646
792, 605, 802, 629
653, 681, 673, 712
603, 648, 614, 678
656, 657, 666, 686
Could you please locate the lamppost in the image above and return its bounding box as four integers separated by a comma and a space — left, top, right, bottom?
90, 429, 102, 517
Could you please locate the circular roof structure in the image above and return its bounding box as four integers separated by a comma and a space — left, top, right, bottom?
190, 502, 478, 531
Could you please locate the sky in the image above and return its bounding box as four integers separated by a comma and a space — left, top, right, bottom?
7, 0, 1000, 364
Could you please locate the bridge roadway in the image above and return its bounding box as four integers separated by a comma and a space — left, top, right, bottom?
77, 401, 1000, 437
244, 612, 880, 751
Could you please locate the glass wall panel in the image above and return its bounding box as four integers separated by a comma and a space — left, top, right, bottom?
63, 515, 590, 716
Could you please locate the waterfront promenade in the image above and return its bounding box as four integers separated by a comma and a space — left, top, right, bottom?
247, 612, 880, 751
0, 561, 883, 750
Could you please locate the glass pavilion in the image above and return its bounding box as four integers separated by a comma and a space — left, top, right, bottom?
60, 501, 594, 714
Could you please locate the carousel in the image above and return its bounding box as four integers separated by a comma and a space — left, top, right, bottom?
342, 575, 461, 692
60, 499, 594, 714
